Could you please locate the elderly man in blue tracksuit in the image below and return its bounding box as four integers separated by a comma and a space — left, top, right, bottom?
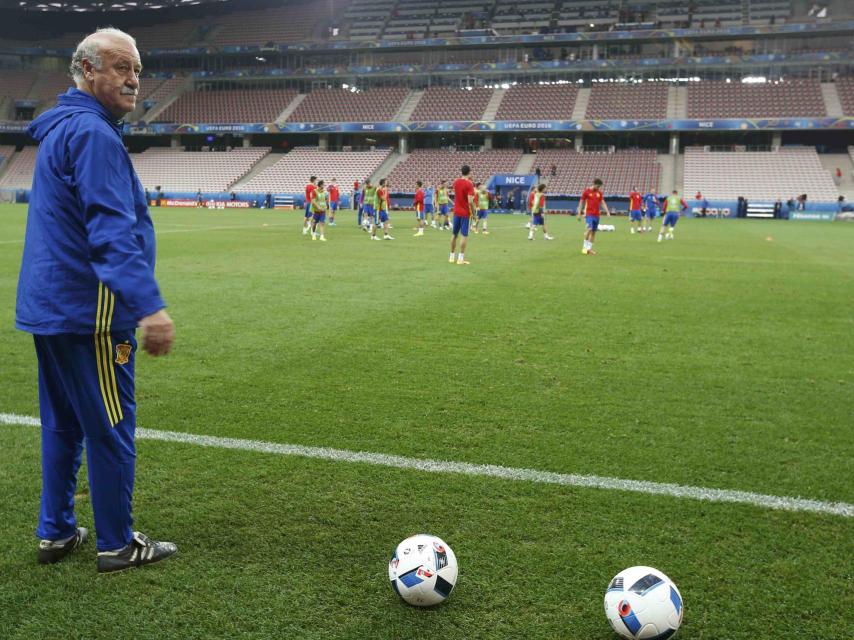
17, 28, 177, 573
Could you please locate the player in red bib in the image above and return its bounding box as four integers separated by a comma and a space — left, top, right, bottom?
327, 178, 339, 226
577, 178, 611, 255
302, 176, 317, 236
449, 165, 476, 265
628, 188, 643, 234
413, 180, 426, 237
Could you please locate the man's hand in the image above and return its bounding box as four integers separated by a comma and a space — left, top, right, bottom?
139, 309, 174, 356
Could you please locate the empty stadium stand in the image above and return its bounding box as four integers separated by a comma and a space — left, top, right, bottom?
156, 89, 298, 123
495, 83, 579, 120
235, 147, 392, 195
130, 147, 271, 192
0, 145, 16, 173
585, 83, 669, 120
688, 80, 827, 118
204, 1, 335, 47
533, 149, 661, 195
410, 87, 494, 121
387, 148, 523, 188
0, 146, 38, 189
835, 77, 854, 116
286, 87, 410, 123
683, 147, 838, 201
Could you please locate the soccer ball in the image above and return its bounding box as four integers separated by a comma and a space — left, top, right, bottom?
388, 534, 458, 607
604, 566, 683, 639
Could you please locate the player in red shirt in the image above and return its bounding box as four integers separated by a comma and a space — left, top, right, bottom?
576, 178, 611, 255
413, 180, 426, 237
628, 188, 643, 234
353, 180, 360, 213
327, 178, 340, 226
449, 165, 476, 265
302, 176, 317, 236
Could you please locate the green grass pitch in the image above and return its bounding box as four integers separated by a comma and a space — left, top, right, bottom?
0, 203, 852, 639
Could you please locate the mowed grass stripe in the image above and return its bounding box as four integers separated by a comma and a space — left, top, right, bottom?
3, 413, 851, 518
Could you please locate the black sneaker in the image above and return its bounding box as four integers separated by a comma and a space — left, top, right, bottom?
97, 531, 177, 574
37, 527, 88, 564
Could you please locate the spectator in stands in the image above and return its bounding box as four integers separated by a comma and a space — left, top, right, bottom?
18, 26, 176, 574
550, 164, 557, 177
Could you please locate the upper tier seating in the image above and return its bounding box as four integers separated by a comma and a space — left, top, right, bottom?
156, 89, 298, 123
235, 146, 392, 194
286, 87, 410, 123
410, 86, 494, 121
585, 83, 669, 120
130, 147, 271, 192
688, 80, 826, 118
495, 84, 580, 120
683, 146, 838, 201
533, 149, 661, 195
0, 70, 36, 101
387, 148, 523, 188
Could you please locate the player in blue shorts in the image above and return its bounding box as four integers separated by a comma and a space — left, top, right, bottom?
642, 191, 659, 232
424, 184, 435, 229
577, 178, 611, 255
628, 188, 643, 234
436, 180, 451, 230
310, 180, 328, 241
473, 183, 491, 235
659, 190, 687, 242
527, 184, 553, 240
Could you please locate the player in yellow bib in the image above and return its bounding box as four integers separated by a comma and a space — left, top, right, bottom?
528, 184, 554, 241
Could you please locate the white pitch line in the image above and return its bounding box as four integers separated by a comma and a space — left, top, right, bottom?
1, 412, 851, 518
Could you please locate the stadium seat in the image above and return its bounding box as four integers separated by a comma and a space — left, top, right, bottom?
687, 80, 826, 118
683, 146, 839, 201
533, 149, 661, 196
130, 147, 272, 192
495, 84, 580, 120
410, 87, 495, 121
286, 87, 411, 123
235, 147, 393, 195
387, 148, 523, 188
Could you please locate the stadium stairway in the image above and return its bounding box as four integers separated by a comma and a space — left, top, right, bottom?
818, 153, 854, 200
370, 151, 407, 183
275, 94, 306, 125
572, 88, 590, 120
820, 83, 844, 118
143, 76, 194, 124
661, 153, 679, 194
667, 86, 688, 119
514, 154, 536, 175
394, 90, 423, 121
230, 153, 285, 190
482, 89, 506, 121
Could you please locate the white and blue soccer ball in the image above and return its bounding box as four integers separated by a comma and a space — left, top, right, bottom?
604, 566, 684, 639
388, 534, 458, 607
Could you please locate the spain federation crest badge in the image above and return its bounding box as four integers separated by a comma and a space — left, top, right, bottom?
115, 343, 132, 365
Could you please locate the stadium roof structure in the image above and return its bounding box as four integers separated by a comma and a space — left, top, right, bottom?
3, 0, 227, 11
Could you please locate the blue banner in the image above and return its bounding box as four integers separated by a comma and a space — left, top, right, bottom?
124, 117, 854, 136
487, 174, 537, 191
